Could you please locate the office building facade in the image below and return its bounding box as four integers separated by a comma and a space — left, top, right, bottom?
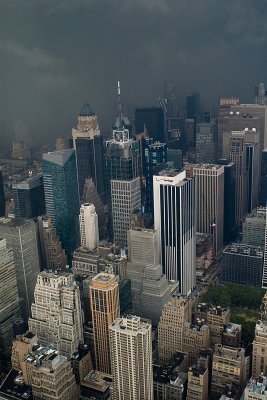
110, 316, 153, 400
196, 122, 217, 164
90, 273, 120, 374
12, 174, 46, 219
259, 149, 267, 206
222, 244, 264, 287
153, 170, 196, 295
28, 271, 83, 358
72, 102, 105, 202
42, 149, 80, 262
0, 217, 40, 319
135, 107, 165, 143
192, 164, 224, 254
79, 203, 99, 250
0, 238, 21, 370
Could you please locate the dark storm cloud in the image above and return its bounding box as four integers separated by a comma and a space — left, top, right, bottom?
1, 0, 267, 145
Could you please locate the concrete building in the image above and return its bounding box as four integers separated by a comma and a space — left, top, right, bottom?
72, 102, 105, 202
222, 323, 242, 348
0, 217, 40, 318
217, 97, 240, 158
127, 227, 176, 325
242, 208, 266, 247
153, 169, 196, 295
211, 344, 248, 398
263, 212, 267, 288
0, 238, 21, 370
90, 273, 120, 374
79, 203, 99, 250
24, 345, 78, 400
252, 292, 267, 377
183, 322, 211, 364
153, 352, 188, 400
28, 271, 83, 358
110, 315, 153, 400
243, 375, 267, 399
158, 295, 192, 365
222, 244, 264, 287
196, 121, 217, 164
191, 164, 224, 254
80, 370, 112, 399
259, 148, 267, 207
186, 367, 209, 400
37, 216, 67, 271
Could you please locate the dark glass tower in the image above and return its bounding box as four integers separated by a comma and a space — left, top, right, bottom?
42, 149, 80, 262
72, 102, 105, 203
0, 170, 5, 217
135, 107, 165, 143
218, 159, 237, 244
12, 174, 46, 218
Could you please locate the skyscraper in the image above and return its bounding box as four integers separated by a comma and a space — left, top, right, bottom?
110, 315, 153, 400
28, 270, 83, 358
0, 170, 5, 217
196, 121, 217, 164
0, 217, 40, 319
12, 174, 46, 219
192, 164, 224, 254
90, 273, 120, 373
153, 169, 196, 295
186, 92, 200, 121
79, 203, 99, 250
255, 82, 267, 105
135, 107, 165, 143
42, 149, 80, 262
0, 238, 21, 370
262, 212, 267, 289
72, 102, 105, 202
260, 149, 267, 206
246, 140, 260, 213
105, 109, 141, 247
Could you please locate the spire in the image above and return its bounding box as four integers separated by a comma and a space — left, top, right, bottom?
117, 73, 123, 128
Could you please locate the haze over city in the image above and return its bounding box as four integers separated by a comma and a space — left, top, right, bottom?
1, 0, 267, 145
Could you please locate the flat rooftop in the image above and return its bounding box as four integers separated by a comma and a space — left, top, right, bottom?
0, 369, 33, 399
223, 243, 264, 257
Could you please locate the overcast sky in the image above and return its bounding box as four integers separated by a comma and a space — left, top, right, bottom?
1, 0, 267, 146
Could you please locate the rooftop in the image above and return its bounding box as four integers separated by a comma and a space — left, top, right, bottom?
0, 217, 32, 228
42, 149, 74, 167
153, 353, 187, 385
223, 243, 264, 257
0, 369, 33, 399
245, 376, 267, 395
79, 102, 95, 117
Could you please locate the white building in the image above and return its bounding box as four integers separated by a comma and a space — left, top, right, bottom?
153, 169, 196, 295
79, 203, 99, 250
28, 271, 83, 358
110, 315, 153, 400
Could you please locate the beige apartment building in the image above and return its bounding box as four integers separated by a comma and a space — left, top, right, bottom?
186, 366, 209, 400
252, 291, 267, 377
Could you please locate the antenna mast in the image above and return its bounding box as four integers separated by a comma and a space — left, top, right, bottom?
117, 72, 123, 127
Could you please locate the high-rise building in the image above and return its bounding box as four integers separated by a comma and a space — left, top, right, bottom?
242, 208, 266, 247
217, 159, 237, 244
158, 295, 192, 365
56, 137, 68, 151
90, 273, 120, 373
110, 315, 153, 400
0, 238, 21, 370
127, 227, 176, 325
72, 102, 105, 202
0, 217, 40, 319
37, 216, 67, 271
82, 177, 107, 240
259, 149, 267, 206
143, 141, 167, 214
228, 132, 248, 226
28, 271, 83, 358
252, 292, 267, 376
196, 122, 217, 164
211, 344, 248, 398
186, 92, 200, 121
0, 170, 5, 217
183, 321, 211, 364
217, 97, 240, 158
12, 174, 46, 219
79, 203, 99, 250
262, 213, 267, 288
42, 149, 80, 262
192, 164, 224, 254
246, 140, 260, 213
222, 244, 264, 287
153, 169, 196, 295
255, 82, 267, 105
186, 367, 209, 400
105, 123, 140, 247
135, 107, 165, 143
